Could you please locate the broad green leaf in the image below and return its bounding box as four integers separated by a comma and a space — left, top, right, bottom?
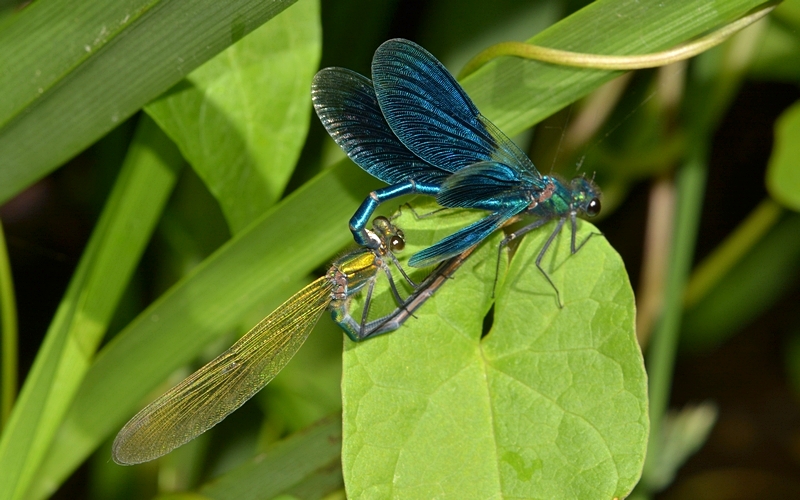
197, 415, 342, 500
343, 210, 646, 499
0, 0, 297, 204
766, 100, 800, 211
0, 116, 182, 500
28, 162, 382, 500
146, 0, 321, 233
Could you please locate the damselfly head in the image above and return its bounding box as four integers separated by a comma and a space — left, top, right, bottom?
570, 177, 601, 218
371, 216, 406, 253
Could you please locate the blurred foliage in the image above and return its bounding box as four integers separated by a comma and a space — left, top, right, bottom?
0, 0, 799, 499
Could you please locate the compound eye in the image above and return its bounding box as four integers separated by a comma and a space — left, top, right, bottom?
587, 198, 601, 217
372, 216, 391, 231
390, 235, 405, 252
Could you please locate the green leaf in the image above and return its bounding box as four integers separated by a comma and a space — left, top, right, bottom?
197, 415, 342, 500
0, 116, 182, 500
342, 209, 646, 499
146, 0, 321, 233
767, 100, 800, 211
462, 0, 767, 136
417, 0, 561, 71
0, 219, 18, 430
0, 0, 297, 204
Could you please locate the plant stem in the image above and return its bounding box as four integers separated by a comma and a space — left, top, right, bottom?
684, 198, 782, 309
641, 141, 708, 494
459, 3, 776, 78
636, 176, 676, 348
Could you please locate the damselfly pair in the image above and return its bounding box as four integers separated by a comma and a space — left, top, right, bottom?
113, 38, 601, 465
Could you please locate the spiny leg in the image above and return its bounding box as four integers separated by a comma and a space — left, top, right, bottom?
382, 264, 414, 318
387, 251, 419, 289
492, 217, 548, 298
570, 211, 602, 254
360, 251, 473, 340
343, 263, 415, 341
396, 202, 450, 221
359, 278, 378, 334
535, 217, 567, 308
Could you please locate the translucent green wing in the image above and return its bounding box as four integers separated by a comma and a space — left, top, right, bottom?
112, 277, 334, 465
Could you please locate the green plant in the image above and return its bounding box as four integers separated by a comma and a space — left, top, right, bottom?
1, 0, 797, 499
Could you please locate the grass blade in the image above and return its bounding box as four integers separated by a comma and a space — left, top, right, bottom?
0, 116, 182, 500
462, 0, 769, 136
0, 220, 17, 430
197, 415, 342, 500
0, 0, 297, 204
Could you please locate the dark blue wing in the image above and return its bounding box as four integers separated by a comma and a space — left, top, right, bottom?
371, 39, 539, 177
311, 67, 450, 185
436, 161, 532, 211
408, 203, 527, 268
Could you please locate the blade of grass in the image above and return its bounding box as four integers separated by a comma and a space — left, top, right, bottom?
462, 0, 770, 135
196, 415, 342, 500
0, 220, 17, 431
0, 0, 297, 204
0, 115, 183, 500
459, 4, 775, 76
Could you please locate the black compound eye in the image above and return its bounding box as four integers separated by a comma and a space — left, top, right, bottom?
587, 198, 601, 217
390, 235, 405, 252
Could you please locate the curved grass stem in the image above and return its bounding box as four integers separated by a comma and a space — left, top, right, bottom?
459, 2, 776, 78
